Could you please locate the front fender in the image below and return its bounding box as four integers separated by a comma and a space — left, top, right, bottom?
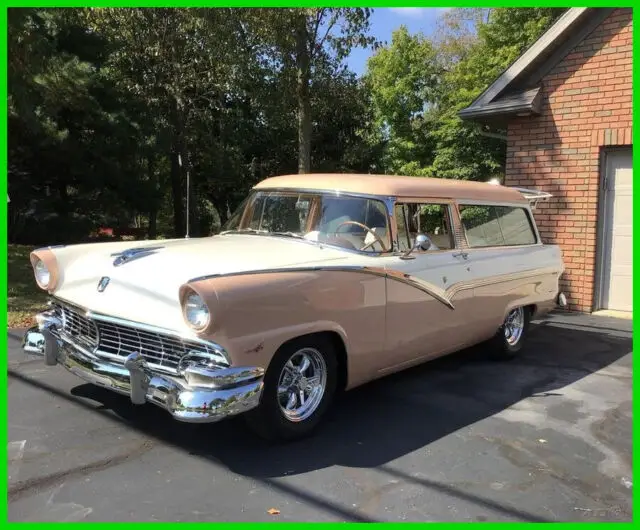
183, 269, 388, 388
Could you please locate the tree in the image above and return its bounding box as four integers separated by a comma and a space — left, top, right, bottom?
427, 8, 565, 181
364, 7, 566, 182
363, 25, 440, 175
245, 8, 376, 173
84, 8, 241, 237
8, 8, 152, 243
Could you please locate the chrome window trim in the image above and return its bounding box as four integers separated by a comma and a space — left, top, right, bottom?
456, 202, 542, 249
221, 187, 398, 257
389, 199, 459, 253
250, 186, 393, 202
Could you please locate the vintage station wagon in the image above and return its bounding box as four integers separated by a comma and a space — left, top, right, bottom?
23, 174, 566, 441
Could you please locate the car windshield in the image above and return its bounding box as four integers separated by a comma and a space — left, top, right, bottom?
221, 190, 392, 253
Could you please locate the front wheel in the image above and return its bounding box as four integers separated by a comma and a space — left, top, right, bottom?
244, 335, 338, 442
485, 306, 530, 360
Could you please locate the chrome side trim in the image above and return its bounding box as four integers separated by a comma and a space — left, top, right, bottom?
187, 265, 561, 311
190, 265, 453, 307
377, 268, 454, 309
188, 265, 455, 309
445, 267, 560, 299
187, 265, 370, 284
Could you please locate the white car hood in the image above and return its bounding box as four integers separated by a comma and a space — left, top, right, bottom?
50, 234, 352, 331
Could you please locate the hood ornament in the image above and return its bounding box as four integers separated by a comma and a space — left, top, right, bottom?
97, 276, 110, 292
111, 246, 164, 267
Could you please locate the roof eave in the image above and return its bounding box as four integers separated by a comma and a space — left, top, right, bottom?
458, 102, 539, 122
458, 87, 543, 124
461, 8, 590, 112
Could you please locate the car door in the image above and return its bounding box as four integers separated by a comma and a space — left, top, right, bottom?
378, 199, 478, 371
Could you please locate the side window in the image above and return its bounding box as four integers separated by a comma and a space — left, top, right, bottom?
459, 205, 537, 247
494, 206, 538, 245
395, 202, 453, 252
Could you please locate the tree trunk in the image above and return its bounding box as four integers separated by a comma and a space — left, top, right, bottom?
295, 15, 312, 174
147, 154, 157, 239
184, 151, 194, 237
170, 96, 185, 237
213, 195, 229, 228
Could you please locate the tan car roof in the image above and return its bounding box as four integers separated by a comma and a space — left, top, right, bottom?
254, 173, 528, 203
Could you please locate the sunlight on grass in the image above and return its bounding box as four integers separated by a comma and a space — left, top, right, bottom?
8, 244, 48, 328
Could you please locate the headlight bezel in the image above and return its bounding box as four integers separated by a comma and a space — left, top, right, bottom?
30, 250, 58, 291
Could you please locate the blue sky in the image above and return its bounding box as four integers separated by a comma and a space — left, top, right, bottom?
345, 8, 448, 76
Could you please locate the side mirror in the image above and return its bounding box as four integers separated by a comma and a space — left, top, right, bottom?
400, 233, 432, 259
414, 233, 432, 251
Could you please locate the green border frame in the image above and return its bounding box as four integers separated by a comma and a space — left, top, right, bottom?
1, 1, 637, 525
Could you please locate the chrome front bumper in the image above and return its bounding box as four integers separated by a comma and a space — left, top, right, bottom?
22, 314, 264, 423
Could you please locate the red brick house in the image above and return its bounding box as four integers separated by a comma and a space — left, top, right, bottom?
460, 8, 633, 315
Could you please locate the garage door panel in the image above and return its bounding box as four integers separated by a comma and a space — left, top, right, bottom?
600, 149, 633, 313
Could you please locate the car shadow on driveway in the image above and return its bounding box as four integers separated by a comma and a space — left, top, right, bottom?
53, 316, 632, 478
8, 315, 632, 521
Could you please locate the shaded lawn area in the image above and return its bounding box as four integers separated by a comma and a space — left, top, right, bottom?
8, 244, 48, 328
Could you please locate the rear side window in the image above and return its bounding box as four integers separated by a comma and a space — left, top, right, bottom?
458, 205, 537, 247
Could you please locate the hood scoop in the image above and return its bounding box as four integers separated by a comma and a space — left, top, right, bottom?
111, 246, 165, 267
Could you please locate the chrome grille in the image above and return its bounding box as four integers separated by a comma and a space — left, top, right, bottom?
59, 304, 99, 350
52, 301, 227, 373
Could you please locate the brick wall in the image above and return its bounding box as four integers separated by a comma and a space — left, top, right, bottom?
505, 8, 632, 312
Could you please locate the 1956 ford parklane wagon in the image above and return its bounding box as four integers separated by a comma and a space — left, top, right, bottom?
23, 174, 566, 441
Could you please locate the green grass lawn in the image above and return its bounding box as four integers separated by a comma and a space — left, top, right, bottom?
8, 244, 48, 328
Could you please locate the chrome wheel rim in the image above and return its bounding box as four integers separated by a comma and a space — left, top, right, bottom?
277, 347, 327, 422
504, 307, 525, 346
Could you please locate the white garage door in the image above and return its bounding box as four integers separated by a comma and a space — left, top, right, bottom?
599, 149, 633, 313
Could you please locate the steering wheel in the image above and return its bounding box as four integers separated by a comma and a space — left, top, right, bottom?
333, 220, 389, 252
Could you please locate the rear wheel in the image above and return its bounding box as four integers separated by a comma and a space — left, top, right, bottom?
485, 306, 530, 360
244, 335, 338, 442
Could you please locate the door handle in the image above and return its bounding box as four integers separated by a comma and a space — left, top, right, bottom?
452, 251, 469, 260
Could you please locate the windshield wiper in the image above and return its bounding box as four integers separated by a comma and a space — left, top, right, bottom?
270, 231, 305, 239
219, 228, 268, 235
219, 228, 305, 239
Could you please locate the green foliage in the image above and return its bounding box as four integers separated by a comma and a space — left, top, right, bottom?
7, 244, 48, 327
8, 7, 566, 245
363, 26, 440, 175
365, 25, 439, 137
8, 7, 378, 243
364, 7, 565, 182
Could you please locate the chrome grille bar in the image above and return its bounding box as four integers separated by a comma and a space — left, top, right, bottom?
50, 300, 229, 374
59, 304, 99, 350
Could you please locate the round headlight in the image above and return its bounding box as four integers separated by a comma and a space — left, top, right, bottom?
34, 258, 51, 288
184, 292, 210, 329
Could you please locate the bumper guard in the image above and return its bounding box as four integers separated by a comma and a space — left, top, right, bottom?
22, 313, 264, 423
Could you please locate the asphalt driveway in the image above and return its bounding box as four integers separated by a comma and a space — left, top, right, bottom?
7, 312, 633, 522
